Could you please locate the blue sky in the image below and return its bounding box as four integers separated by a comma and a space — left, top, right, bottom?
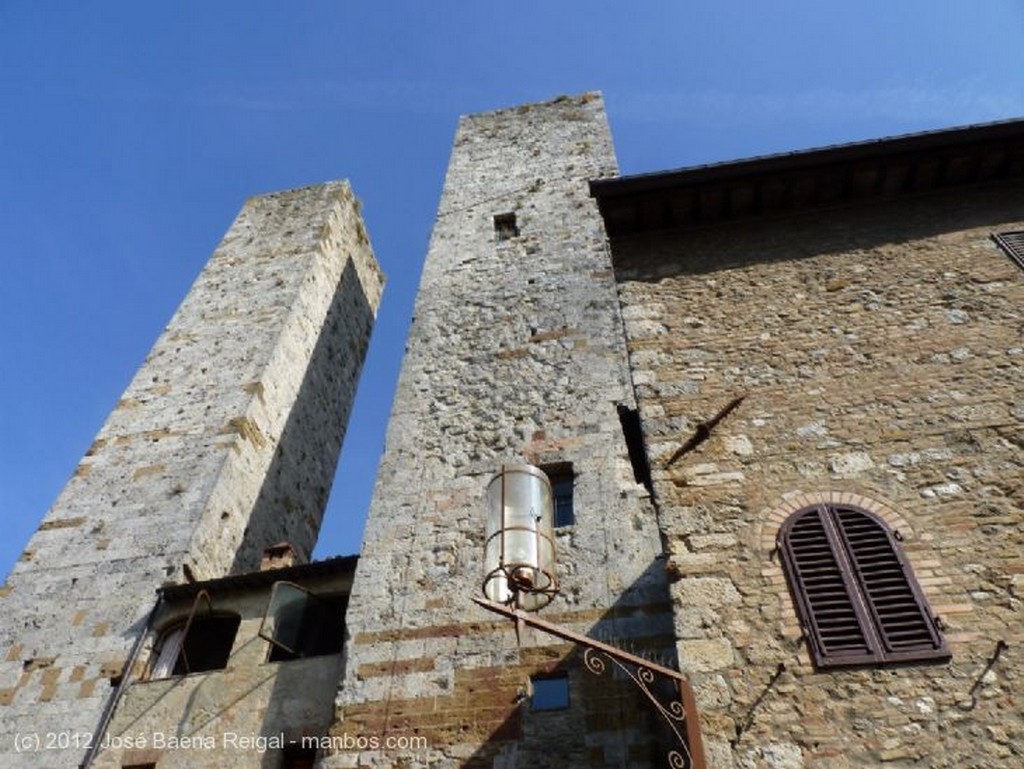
2, 2, 1023, 578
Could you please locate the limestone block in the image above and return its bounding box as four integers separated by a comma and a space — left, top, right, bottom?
678, 639, 735, 672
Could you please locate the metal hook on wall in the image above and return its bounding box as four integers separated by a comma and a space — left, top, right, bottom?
732, 662, 787, 747
960, 639, 1008, 712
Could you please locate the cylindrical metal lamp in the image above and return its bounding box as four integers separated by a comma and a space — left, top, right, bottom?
483, 464, 558, 611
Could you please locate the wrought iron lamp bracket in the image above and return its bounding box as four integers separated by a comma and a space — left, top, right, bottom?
472, 596, 707, 769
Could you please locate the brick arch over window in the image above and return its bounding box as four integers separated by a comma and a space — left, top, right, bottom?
778, 503, 950, 669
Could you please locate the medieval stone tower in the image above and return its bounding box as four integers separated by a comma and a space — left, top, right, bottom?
0, 182, 383, 769
2, 91, 1023, 769
334, 93, 677, 769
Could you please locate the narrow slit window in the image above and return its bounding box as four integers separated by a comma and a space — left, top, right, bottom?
494, 212, 519, 240
541, 463, 574, 527
260, 581, 347, 662
617, 404, 653, 493
778, 503, 949, 669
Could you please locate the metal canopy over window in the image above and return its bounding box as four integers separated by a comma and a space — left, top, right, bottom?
779, 504, 950, 669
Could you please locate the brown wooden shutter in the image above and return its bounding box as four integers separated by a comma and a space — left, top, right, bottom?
779, 504, 949, 669
781, 506, 876, 667
832, 506, 949, 663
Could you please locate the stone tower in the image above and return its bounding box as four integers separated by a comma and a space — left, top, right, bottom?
0, 181, 383, 769
332, 94, 679, 768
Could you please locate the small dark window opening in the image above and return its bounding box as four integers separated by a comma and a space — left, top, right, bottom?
617, 404, 653, 493
494, 212, 519, 240
281, 744, 318, 769
122, 764, 156, 769
150, 592, 240, 679
541, 463, 574, 527
531, 673, 570, 710
260, 582, 347, 662
992, 231, 1024, 271
778, 503, 949, 670
177, 615, 239, 673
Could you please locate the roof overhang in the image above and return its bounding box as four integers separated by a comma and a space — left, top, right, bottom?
160, 555, 358, 602
591, 118, 1024, 237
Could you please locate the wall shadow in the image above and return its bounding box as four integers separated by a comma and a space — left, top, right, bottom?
230, 255, 374, 575
376, 557, 693, 769
231, 254, 372, 767
610, 180, 1024, 281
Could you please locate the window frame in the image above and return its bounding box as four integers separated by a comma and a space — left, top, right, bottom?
149, 590, 241, 679
530, 673, 570, 711
540, 462, 575, 527
258, 581, 347, 662
778, 503, 950, 669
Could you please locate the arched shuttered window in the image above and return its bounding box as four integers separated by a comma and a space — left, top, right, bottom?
778, 504, 950, 669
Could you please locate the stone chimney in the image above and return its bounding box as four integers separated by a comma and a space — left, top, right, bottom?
260, 542, 298, 571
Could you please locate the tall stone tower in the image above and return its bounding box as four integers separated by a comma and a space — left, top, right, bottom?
333, 94, 678, 767
0, 181, 383, 769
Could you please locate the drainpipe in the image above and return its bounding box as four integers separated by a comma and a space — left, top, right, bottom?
79, 592, 163, 769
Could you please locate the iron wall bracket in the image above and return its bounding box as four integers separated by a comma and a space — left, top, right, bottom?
473, 596, 707, 769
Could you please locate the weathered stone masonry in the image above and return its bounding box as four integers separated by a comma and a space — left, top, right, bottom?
610, 180, 1024, 767
4, 90, 1022, 769
0, 181, 382, 769
334, 94, 677, 768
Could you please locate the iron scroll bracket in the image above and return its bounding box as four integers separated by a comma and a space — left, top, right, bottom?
473, 596, 707, 769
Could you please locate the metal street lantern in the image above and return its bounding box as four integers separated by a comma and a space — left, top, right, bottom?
474, 463, 708, 769
483, 464, 558, 611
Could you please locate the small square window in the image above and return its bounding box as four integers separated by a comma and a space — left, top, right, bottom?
541, 463, 574, 527
494, 212, 519, 240
531, 674, 570, 710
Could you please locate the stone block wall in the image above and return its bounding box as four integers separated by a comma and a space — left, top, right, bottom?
0, 181, 382, 768
333, 94, 677, 768
611, 182, 1024, 767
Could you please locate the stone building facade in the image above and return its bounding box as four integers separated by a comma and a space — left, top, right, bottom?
338, 96, 1023, 768
92, 552, 356, 769
592, 125, 1024, 767
337, 97, 1024, 769
1, 93, 1022, 769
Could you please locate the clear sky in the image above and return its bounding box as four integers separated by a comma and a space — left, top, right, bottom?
2, 2, 1023, 578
